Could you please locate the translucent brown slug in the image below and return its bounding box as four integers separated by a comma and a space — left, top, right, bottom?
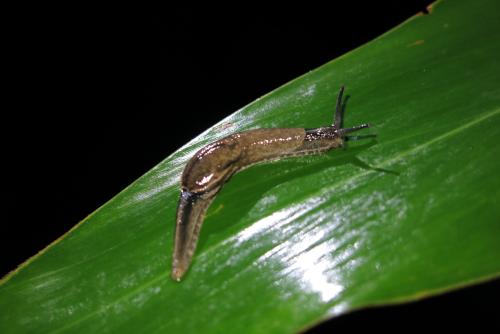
172, 86, 370, 281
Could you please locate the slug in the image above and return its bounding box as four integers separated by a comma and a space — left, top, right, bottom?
172, 86, 370, 281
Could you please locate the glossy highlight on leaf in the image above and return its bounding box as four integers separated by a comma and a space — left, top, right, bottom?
1, 0, 500, 333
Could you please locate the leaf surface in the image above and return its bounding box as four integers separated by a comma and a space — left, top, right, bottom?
2, 0, 500, 333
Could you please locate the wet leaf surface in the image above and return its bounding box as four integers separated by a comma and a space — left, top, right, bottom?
1, 0, 500, 333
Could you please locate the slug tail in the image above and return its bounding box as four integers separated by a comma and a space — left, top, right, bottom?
172, 191, 212, 281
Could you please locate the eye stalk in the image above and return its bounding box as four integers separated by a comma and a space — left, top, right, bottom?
333, 85, 371, 137
336, 123, 371, 137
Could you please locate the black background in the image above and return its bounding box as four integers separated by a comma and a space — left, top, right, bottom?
3, 1, 499, 331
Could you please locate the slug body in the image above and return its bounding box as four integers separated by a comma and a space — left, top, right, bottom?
172, 86, 370, 281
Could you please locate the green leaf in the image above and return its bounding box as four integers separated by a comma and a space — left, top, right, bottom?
2, 0, 500, 332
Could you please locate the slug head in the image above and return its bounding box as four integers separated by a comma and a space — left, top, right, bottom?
332, 85, 371, 138
306, 85, 370, 143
